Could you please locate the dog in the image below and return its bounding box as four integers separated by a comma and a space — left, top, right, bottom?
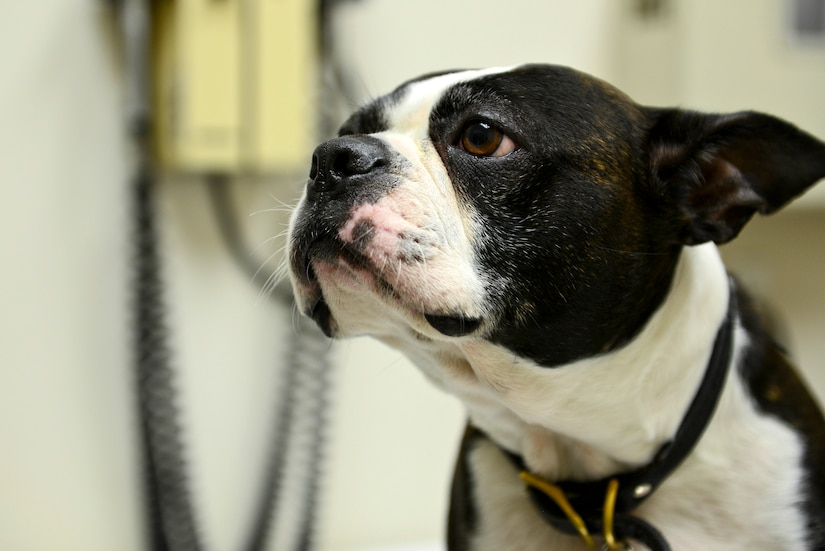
287, 64, 825, 550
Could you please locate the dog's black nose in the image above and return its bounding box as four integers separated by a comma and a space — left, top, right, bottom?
308, 136, 389, 198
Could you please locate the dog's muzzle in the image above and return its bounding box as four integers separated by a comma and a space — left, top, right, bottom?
289, 135, 484, 339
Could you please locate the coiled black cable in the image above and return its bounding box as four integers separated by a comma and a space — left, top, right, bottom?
119, 0, 339, 548
204, 175, 333, 551
119, 0, 205, 548
134, 163, 205, 551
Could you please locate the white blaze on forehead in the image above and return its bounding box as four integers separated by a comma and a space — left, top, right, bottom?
373, 67, 516, 255
387, 66, 515, 137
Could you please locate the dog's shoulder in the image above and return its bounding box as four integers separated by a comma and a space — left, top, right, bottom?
734, 283, 825, 547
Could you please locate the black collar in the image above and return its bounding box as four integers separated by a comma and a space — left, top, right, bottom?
508, 280, 737, 550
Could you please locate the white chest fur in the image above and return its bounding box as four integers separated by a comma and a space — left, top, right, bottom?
382, 243, 808, 549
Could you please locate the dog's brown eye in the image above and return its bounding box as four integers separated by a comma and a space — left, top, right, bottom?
458, 121, 517, 157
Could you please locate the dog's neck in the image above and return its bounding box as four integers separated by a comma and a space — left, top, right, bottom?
392, 243, 731, 482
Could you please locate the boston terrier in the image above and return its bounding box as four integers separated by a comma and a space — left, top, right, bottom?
287, 64, 825, 550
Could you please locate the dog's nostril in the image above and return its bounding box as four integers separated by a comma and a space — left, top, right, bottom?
330, 147, 384, 178
371, 157, 389, 172
309, 154, 319, 180
331, 150, 357, 177
332, 151, 387, 176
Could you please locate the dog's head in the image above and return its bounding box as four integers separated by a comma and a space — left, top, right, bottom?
288, 64, 825, 369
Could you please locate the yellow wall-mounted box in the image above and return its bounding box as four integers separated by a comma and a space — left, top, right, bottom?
152, 0, 315, 174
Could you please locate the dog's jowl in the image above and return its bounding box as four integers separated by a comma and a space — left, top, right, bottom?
287, 65, 825, 550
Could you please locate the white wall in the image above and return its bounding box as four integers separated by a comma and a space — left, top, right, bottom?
0, 3, 141, 549
328, 0, 622, 106
613, 0, 825, 205
1, 1, 823, 551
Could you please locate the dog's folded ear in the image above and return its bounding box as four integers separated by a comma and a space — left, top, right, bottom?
645, 109, 825, 245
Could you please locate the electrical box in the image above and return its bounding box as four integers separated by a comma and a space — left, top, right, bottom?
151, 0, 316, 174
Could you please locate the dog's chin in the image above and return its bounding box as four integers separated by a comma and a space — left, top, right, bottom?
296, 260, 484, 340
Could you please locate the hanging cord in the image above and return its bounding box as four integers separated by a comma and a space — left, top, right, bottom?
275, 314, 333, 551
203, 176, 292, 305
119, 0, 204, 549
203, 175, 297, 551
205, 175, 333, 551
317, 0, 366, 136
118, 0, 343, 547
204, 5, 369, 541
134, 163, 204, 551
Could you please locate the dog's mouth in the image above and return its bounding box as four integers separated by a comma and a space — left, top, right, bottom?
308, 292, 481, 338
422, 313, 483, 337
296, 239, 370, 337
307, 290, 334, 337
293, 237, 483, 338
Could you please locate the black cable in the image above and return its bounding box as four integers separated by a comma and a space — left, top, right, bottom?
205, 173, 333, 551
318, 0, 367, 137
201, 172, 308, 551
118, 0, 344, 548
203, 174, 292, 305
134, 163, 204, 551
288, 320, 333, 551
119, 0, 204, 548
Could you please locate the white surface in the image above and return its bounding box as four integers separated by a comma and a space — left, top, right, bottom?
0, 2, 141, 549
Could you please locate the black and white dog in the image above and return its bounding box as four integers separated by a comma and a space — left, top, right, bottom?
287, 65, 825, 550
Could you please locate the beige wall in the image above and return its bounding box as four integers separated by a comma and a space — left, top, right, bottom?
0, 3, 141, 549
0, 1, 822, 551
614, 0, 825, 205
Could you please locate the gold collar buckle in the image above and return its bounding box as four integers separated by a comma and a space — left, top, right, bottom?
520, 472, 632, 550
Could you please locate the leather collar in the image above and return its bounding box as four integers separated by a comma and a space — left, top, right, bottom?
507, 279, 737, 550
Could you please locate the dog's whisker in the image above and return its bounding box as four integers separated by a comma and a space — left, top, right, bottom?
253, 228, 291, 255
256, 262, 290, 305
266, 190, 302, 210
250, 204, 295, 217
252, 240, 289, 285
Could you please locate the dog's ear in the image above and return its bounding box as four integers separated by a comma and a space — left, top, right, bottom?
645, 109, 825, 245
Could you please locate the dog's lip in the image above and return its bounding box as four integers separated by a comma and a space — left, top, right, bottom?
292, 236, 367, 287
424, 313, 483, 337
308, 293, 334, 337
294, 238, 484, 338
306, 237, 373, 281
